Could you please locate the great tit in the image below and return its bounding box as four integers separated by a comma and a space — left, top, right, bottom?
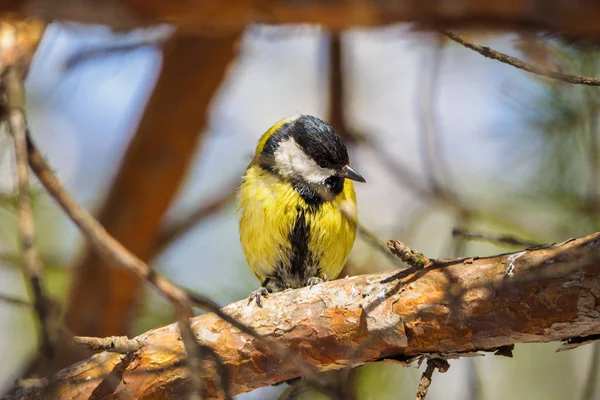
237, 115, 365, 306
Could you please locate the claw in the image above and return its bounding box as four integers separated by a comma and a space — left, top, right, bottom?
248, 286, 269, 307
307, 274, 328, 288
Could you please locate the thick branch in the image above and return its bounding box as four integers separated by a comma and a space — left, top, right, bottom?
19, 233, 600, 399
5, 0, 600, 38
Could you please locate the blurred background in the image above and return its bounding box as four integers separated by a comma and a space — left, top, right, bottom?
0, 22, 599, 399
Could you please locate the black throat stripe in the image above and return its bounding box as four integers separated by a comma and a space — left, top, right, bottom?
291, 177, 344, 207
288, 207, 314, 280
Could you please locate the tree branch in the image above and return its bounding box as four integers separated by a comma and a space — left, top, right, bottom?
23, 125, 329, 395
452, 228, 541, 248
17, 232, 600, 399
5, 65, 57, 374
61, 30, 242, 359
150, 185, 237, 259
6, 0, 600, 39
0, 292, 32, 307
415, 359, 450, 400
443, 31, 600, 86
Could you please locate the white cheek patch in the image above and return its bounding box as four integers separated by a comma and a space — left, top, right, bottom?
275, 138, 336, 184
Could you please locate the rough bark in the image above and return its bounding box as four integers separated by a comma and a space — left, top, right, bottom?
17, 232, 600, 399
3, 0, 600, 39
60, 29, 240, 365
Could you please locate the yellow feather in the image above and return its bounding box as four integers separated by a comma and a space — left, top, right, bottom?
255, 115, 300, 156
237, 164, 357, 285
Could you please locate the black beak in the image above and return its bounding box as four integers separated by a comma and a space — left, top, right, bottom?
340, 165, 366, 183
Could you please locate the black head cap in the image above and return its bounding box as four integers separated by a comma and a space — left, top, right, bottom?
261, 115, 349, 170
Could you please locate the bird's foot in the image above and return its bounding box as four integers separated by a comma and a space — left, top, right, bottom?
307, 274, 328, 288
248, 286, 270, 307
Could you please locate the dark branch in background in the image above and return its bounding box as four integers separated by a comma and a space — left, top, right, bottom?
10, 0, 600, 38
64, 37, 166, 71
418, 33, 451, 192
447, 212, 482, 400
150, 185, 237, 258
23, 130, 331, 395
443, 31, 600, 86
415, 359, 450, 400
0, 293, 32, 307
452, 228, 541, 247
361, 137, 455, 201
328, 30, 363, 145
61, 31, 243, 357
5, 66, 57, 375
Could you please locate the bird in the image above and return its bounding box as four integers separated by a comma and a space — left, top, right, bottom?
237, 115, 365, 306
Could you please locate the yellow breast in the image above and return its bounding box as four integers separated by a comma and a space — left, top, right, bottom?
237, 164, 357, 286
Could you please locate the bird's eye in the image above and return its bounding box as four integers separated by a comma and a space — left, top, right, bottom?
318, 160, 329, 168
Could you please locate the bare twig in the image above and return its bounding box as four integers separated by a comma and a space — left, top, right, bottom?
452, 228, 540, 247
387, 240, 431, 269
184, 290, 328, 387
0, 292, 32, 307
356, 223, 405, 266
179, 318, 206, 400
443, 31, 600, 86
419, 34, 451, 192
5, 66, 56, 373
361, 137, 433, 198
416, 359, 450, 400
198, 344, 233, 400
73, 336, 141, 354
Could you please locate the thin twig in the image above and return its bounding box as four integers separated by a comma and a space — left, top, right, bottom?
24, 130, 329, 392
65, 38, 166, 71
416, 359, 450, 400
0, 292, 32, 307
419, 34, 451, 191
152, 187, 237, 257
443, 31, 600, 86
379, 240, 432, 283
452, 228, 540, 247
73, 336, 141, 354
5, 66, 56, 373
178, 318, 205, 400
387, 240, 431, 269
361, 137, 433, 198
184, 290, 328, 387
356, 223, 405, 266
199, 344, 233, 400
